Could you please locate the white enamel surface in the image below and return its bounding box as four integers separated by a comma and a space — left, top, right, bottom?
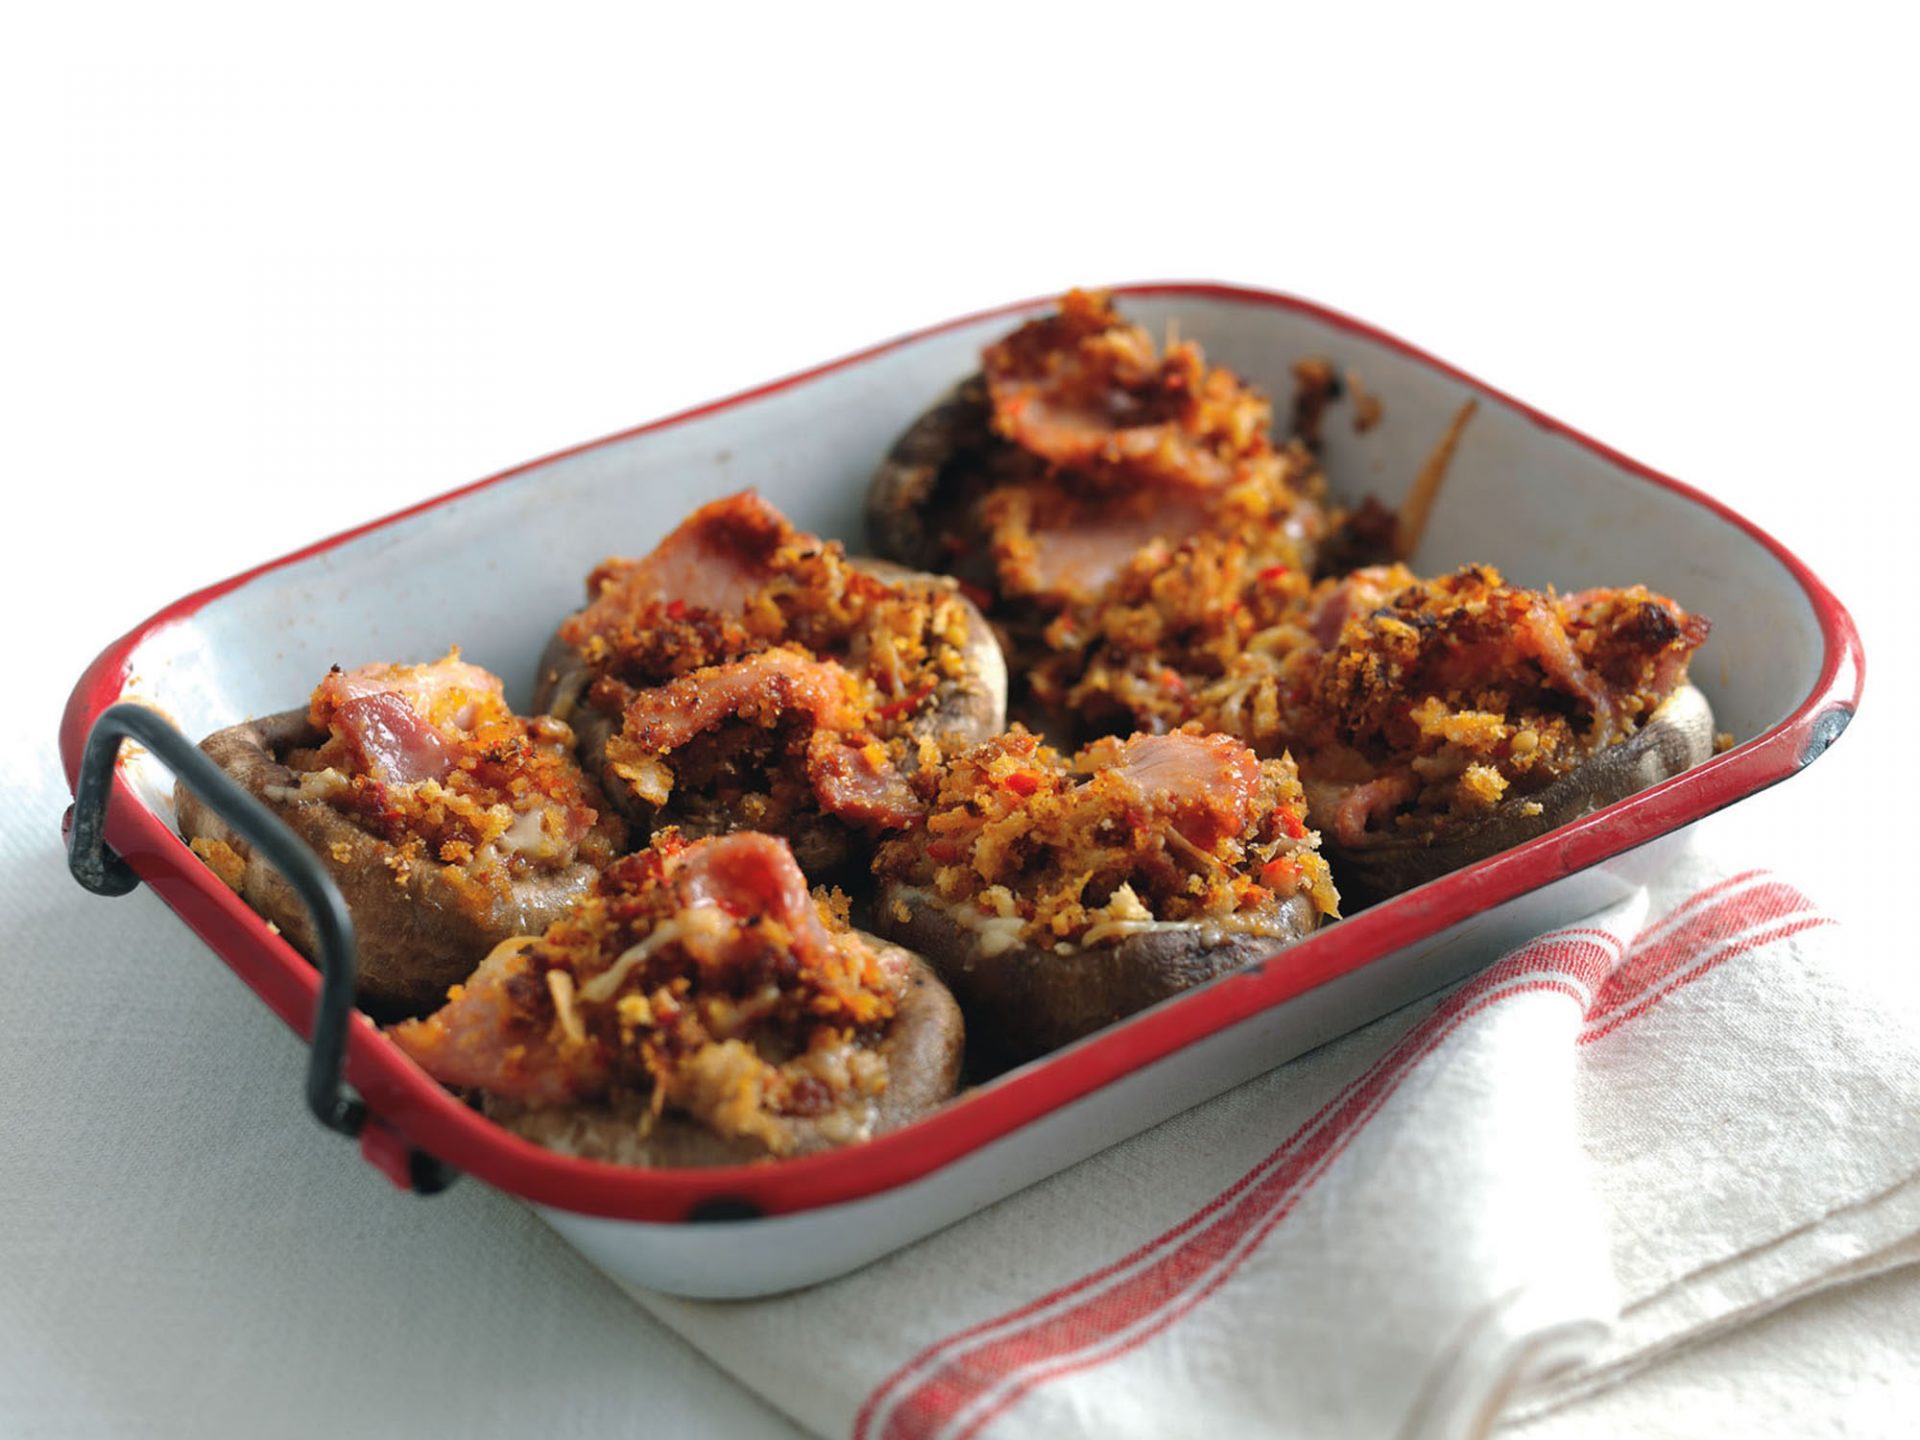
95, 294, 1831, 1296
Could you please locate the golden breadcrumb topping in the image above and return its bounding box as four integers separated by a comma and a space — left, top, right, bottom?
1032, 529, 1319, 745
876, 728, 1338, 946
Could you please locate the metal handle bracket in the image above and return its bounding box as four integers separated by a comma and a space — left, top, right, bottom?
67, 702, 457, 1194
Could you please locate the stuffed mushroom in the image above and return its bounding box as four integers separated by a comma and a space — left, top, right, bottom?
178, 651, 626, 1016
866, 289, 1331, 671
1293, 566, 1718, 906
536, 490, 1006, 870
389, 829, 964, 1165
874, 728, 1339, 1065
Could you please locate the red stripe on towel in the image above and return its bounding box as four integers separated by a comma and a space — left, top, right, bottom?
1582, 914, 1834, 1044
1626, 868, 1768, 948
1585, 879, 1814, 1027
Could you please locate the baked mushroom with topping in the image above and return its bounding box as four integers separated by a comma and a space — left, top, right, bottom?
1024, 550, 1716, 907
874, 728, 1338, 1064
178, 651, 626, 1015
866, 289, 1330, 670
1294, 566, 1717, 906
536, 490, 1006, 870
389, 830, 964, 1164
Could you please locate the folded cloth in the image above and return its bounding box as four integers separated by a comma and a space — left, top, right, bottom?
627, 841, 1920, 1440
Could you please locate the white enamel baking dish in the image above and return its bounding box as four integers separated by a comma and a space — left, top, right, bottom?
60, 282, 1861, 1297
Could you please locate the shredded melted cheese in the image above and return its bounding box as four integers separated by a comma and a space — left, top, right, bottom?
576, 904, 732, 1005
546, 969, 586, 1046
577, 920, 686, 1006
265, 767, 348, 805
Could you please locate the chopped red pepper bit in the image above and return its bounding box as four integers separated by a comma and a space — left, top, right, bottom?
1003, 770, 1041, 797
1257, 563, 1290, 584
1277, 807, 1308, 839
874, 683, 936, 720
1260, 857, 1299, 889
664, 599, 687, 621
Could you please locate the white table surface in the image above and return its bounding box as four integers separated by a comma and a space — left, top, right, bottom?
5, 8, 1915, 1434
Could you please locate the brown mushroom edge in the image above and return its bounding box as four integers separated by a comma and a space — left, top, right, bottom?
875, 881, 1323, 1068
864, 375, 994, 573
1311, 682, 1718, 910
483, 941, 966, 1167
176, 710, 602, 1018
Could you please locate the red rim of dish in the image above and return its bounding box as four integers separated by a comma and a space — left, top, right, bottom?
58, 280, 1864, 1224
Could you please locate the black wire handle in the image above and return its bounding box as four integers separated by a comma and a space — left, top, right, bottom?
67, 702, 455, 1193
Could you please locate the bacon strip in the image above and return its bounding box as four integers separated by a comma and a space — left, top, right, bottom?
1094, 732, 1263, 850
1307, 565, 1416, 651
576, 491, 794, 627
1330, 773, 1417, 846
806, 733, 926, 831
314, 653, 505, 725
1025, 493, 1214, 599
328, 692, 457, 784
388, 939, 609, 1105
609, 650, 924, 830
1508, 595, 1613, 723
983, 294, 1251, 492
615, 649, 865, 753
310, 652, 507, 784
671, 832, 839, 970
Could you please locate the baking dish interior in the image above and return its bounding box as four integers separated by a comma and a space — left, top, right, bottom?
110, 288, 1817, 834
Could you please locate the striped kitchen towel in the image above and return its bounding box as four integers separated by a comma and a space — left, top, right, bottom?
627, 847, 1920, 1439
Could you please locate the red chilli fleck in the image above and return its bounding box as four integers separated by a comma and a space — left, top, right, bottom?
1260, 857, 1299, 889
875, 684, 936, 720
1003, 770, 1041, 797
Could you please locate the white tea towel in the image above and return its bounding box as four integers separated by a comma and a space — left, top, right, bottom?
625, 848, 1920, 1439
